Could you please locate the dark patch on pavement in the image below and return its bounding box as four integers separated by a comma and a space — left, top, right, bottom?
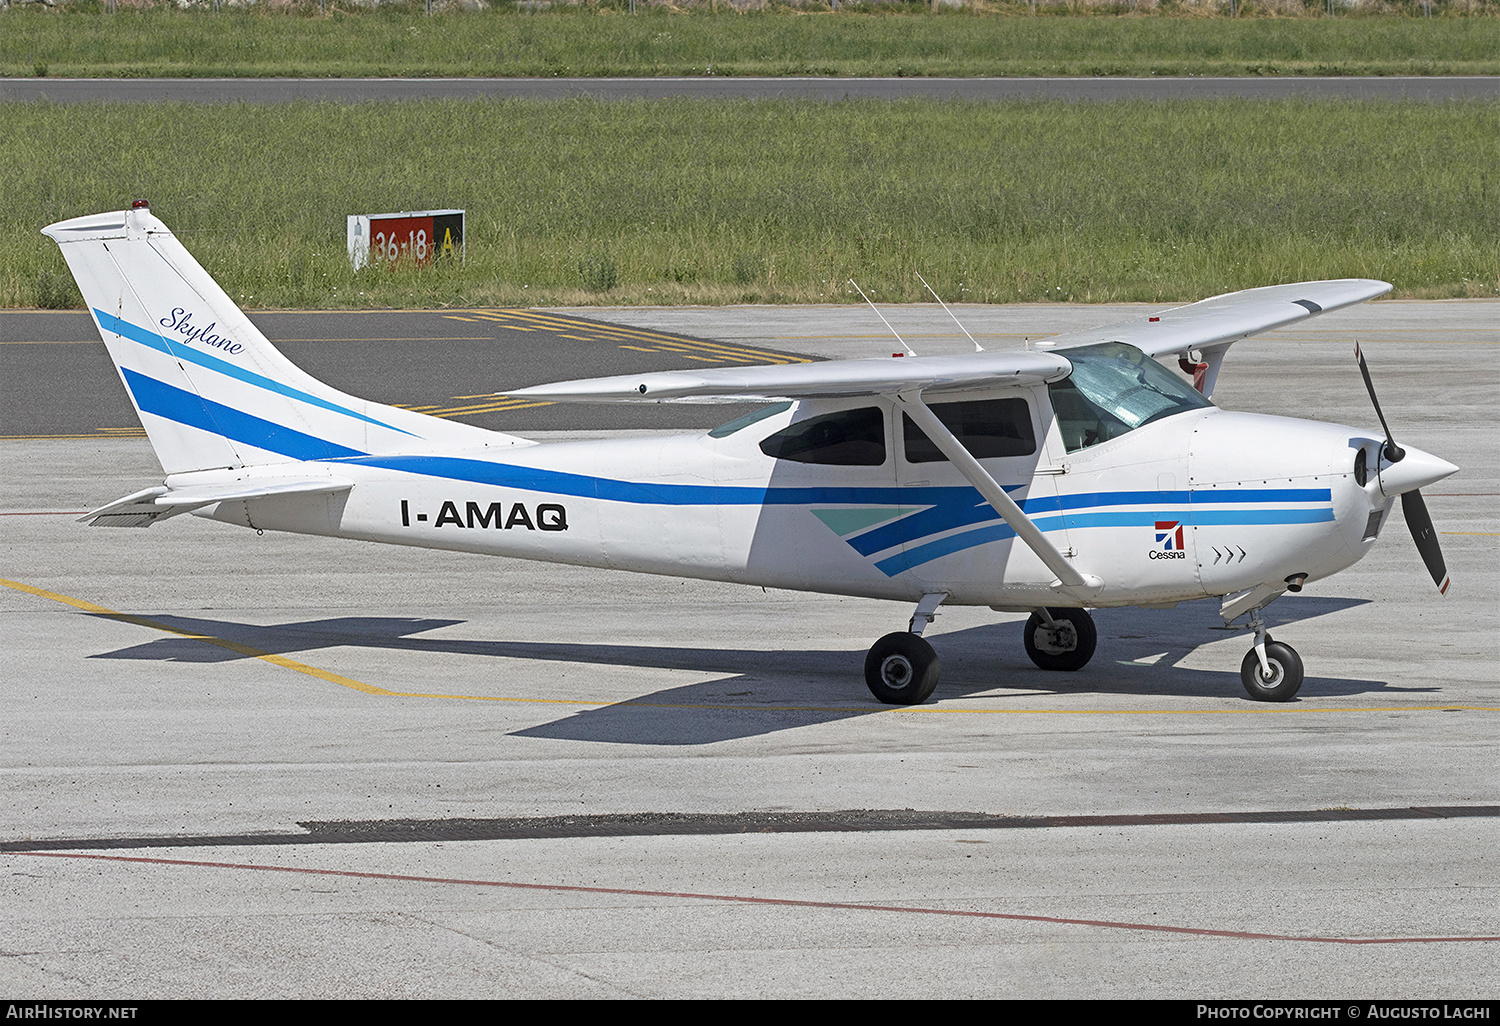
6, 805, 1495, 852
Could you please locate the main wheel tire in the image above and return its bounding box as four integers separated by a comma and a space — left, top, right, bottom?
1023, 608, 1098, 672
864, 632, 940, 705
1239, 641, 1304, 702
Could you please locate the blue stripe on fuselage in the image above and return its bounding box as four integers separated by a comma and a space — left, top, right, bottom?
342, 453, 1335, 575
844, 487, 1333, 556
874, 506, 1336, 577
123, 369, 365, 461
339, 454, 1331, 518
340, 453, 978, 507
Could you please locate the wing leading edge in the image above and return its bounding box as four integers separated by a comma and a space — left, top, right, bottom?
501, 350, 1074, 404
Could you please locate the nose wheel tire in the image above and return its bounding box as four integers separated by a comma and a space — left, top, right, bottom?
864, 632, 941, 705
1240, 641, 1304, 702
1023, 608, 1098, 672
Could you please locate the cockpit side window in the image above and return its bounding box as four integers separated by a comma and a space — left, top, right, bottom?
1048, 342, 1213, 453
759, 406, 887, 466
902, 397, 1036, 463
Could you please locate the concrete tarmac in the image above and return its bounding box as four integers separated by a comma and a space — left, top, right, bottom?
1, 301, 1496, 998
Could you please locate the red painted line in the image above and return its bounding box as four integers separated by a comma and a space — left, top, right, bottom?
19, 851, 1499, 946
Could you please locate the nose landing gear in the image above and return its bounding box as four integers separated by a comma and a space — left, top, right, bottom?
1240, 641, 1304, 701
1239, 608, 1304, 701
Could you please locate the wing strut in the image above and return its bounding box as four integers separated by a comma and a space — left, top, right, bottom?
897, 394, 1102, 601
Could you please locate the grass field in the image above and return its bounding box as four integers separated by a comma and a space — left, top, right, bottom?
6, 98, 1495, 309
5, 7, 1500, 79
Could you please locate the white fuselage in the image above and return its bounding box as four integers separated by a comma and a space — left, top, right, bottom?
190, 387, 1400, 610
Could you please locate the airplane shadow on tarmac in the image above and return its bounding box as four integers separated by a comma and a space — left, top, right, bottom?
85, 595, 1439, 745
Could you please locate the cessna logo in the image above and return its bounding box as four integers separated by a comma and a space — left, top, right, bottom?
1150, 520, 1186, 559
401, 499, 568, 532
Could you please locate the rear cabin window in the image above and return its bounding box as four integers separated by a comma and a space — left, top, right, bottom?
902, 397, 1036, 463
759, 407, 887, 466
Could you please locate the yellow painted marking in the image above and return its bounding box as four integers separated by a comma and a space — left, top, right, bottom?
5, 579, 1497, 716
649, 344, 800, 365
619, 345, 659, 353
1443, 531, 1499, 536
478, 309, 810, 364
1, 578, 400, 698
424, 399, 555, 417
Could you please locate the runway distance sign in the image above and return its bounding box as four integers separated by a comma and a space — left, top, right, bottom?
348, 209, 464, 270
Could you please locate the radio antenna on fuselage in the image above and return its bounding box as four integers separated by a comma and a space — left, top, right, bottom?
915, 271, 983, 352
848, 278, 915, 357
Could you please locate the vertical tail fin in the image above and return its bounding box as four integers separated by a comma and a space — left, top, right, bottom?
43, 205, 508, 475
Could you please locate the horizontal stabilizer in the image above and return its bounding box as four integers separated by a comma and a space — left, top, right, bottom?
501, 350, 1073, 404
81, 478, 353, 528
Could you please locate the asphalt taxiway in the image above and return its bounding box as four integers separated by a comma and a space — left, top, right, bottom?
1, 301, 1495, 998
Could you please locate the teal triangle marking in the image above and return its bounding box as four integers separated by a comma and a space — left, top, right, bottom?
811, 507, 911, 537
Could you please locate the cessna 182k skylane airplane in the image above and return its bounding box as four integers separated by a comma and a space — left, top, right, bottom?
46, 204, 1458, 706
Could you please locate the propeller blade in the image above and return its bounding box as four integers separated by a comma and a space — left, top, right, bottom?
1401, 489, 1450, 594
1354, 342, 1405, 463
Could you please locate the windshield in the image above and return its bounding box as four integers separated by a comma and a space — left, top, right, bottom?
709, 401, 792, 439
1048, 342, 1213, 453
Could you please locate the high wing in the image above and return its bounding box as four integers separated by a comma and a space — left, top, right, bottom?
503, 350, 1072, 403
505, 279, 1390, 404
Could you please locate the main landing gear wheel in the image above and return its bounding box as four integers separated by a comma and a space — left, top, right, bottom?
1240, 640, 1304, 702
1023, 608, 1098, 672
864, 632, 941, 705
